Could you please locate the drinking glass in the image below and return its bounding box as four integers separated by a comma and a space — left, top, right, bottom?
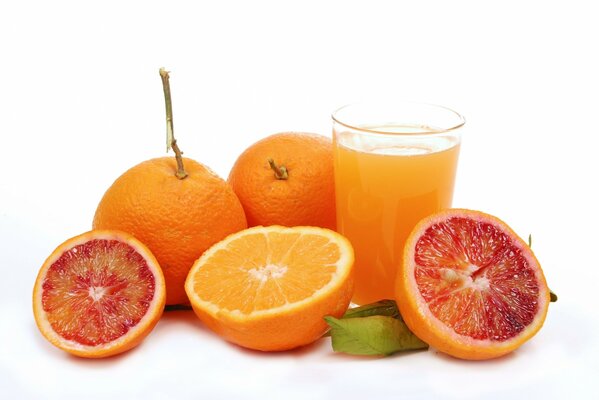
332, 102, 465, 304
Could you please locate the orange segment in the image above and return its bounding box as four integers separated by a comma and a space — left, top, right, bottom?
396, 209, 550, 360
33, 230, 166, 358
185, 226, 354, 351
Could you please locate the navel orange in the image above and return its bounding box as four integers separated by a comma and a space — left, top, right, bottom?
395, 209, 550, 360
33, 230, 166, 358
228, 132, 336, 230
185, 225, 354, 351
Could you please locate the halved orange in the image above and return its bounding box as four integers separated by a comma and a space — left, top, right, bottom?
396, 209, 550, 360
33, 230, 166, 358
184, 225, 354, 351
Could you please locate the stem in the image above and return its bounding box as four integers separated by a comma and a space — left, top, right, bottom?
159, 67, 187, 179
268, 158, 289, 180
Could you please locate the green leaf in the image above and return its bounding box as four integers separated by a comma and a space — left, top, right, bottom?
324, 315, 428, 356
342, 299, 401, 320
322, 299, 401, 336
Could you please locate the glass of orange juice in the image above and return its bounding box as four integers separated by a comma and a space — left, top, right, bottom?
332, 102, 465, 305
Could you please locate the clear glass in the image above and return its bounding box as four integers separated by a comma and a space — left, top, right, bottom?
332, 101, 465, 305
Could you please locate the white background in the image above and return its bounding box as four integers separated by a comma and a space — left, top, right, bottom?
1, 0, 597, 399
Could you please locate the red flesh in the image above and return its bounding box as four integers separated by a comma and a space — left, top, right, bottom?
41, 239, 155, 346
414, 217, 539, 341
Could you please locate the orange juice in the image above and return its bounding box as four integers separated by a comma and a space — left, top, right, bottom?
334, 124, 460, 304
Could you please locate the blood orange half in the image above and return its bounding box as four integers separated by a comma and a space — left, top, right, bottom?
33, 230, 166, 358
396, 209, 550, 360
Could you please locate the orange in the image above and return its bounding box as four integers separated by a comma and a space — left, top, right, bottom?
184, 225, 354, 351
395, 209, 550, 360
32, 230, 166, 358
228, 132, 336, 230
93, 157, 247, 305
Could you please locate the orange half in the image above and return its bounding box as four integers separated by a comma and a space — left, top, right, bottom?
396, 209, 550, 360
33, 230, 166, 358
185, 225, 354, 351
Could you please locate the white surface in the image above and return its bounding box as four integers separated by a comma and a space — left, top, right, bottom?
1, 0, 598, 399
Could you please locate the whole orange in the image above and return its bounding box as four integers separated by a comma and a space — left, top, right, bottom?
93, 157, 247, 305
228, 132, 336, 230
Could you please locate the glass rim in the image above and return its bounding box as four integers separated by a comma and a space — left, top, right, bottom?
331, 101, 466, 135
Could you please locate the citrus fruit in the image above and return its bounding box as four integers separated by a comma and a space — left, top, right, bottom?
32, 230, 166, 358
228, 132, 336, 230
184, 225, 354, 351
395, 209, 550, 360
93, 157, 247, 305
93, 69, 247, 305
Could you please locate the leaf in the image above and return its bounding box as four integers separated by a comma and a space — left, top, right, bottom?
342, 299, 401, 320
322, 299, 402, 337
324, 315, 428, 356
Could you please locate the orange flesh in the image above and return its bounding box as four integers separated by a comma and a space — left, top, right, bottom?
193, 232, 340, 313
414, 217, 539, 341
41, 239, 155, 346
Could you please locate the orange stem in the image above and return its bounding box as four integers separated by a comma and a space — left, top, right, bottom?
268, 158, 288, 180
159, 68, 188, 180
